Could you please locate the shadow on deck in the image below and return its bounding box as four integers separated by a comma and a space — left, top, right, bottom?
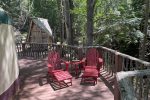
16, 58, 114, 100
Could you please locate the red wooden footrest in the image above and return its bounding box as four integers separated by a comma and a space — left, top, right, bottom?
53, 71, 72, 88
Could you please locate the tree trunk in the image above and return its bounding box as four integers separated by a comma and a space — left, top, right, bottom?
57, 0, 74, 45
69, 0, 74, 45
140, 0, 149, 60
59, 0, 65, 43
63, 0, 73, 45
86, 0, 97, 46
57, 0, 63, 43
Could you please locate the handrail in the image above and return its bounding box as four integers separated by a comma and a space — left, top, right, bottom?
116, 69, 150, 100
58, 44, 150, 67
117, 69, 150, 80
84, 45, 150, 67
16, 42, 150, 67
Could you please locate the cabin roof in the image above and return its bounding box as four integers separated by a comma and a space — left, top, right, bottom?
31, 17, 52, 36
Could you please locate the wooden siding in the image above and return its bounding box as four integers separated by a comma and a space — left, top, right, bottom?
27, 21, 51, 43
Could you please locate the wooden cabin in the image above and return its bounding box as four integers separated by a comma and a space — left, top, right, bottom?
26, 17, 53, 43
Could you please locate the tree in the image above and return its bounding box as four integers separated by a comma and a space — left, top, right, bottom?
86, 0, 97, 46
61, 0, 74, 45
140, 0, 150, 60
69, 0, 74, 45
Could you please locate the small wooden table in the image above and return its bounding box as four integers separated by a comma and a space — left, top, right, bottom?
62, 60, 82, 77
71, 60, 82, 77
63, 61, 71, 71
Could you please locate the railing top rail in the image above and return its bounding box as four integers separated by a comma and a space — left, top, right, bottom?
100, 46, 150, 67
116, 69, 150, 81
81, 45, 150, 67
16, 42, 150, 67
16, 42, 50, 45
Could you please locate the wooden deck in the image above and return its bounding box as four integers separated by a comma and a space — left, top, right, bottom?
16, 58, 114, 100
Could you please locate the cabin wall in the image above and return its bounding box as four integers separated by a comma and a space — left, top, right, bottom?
30, 24, 50, 43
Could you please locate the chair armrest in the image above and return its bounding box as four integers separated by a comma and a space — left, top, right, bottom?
47, 63, 52, 68
60, 60, 70, 71
52, 70, 63, 73
98, 58, 103, 63
82, 58, 86, 62
81, 58, 86, 65
47, 63, 54, 74
97, 58, 103, 69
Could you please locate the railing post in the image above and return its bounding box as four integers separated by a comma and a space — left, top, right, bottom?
114, 52, 121, 100
78, 47, 83, 60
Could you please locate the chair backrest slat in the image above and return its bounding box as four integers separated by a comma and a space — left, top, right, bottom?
86, 48, 99, 66
47, 51, 62, 71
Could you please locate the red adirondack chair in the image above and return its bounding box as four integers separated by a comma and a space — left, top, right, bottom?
81, 48, 103, 85
47, 51, 72, 88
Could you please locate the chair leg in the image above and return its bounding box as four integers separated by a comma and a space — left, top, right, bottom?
81, 77, 83, 84
59, 82, 62, 89
98, 72, 100, 77
96, 78, 97, 84
74, 64, 77, 76
82, 77, 85, 84
70, 78, 72, 86
95, 77, 97, 84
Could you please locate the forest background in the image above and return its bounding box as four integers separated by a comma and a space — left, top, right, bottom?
0, 0, 149, 60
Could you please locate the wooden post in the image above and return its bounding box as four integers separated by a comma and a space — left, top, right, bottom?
77, 47, 83, 60
114, 51, 121, 100
114, 76, 121, 100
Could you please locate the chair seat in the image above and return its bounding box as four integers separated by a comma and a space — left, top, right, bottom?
84, 66, 97, 69
53, 71, 72, 81
82, 68, 98, 77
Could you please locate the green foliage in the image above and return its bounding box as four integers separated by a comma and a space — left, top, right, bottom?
31, 0, 59, 30
92, 0, 145, 57
71, 0, 87, 43
0, 0, 60, 33
67, 0, 145, 57
131, 0, 144, 17
0, 0, 29, 29
0, 0, 21, 20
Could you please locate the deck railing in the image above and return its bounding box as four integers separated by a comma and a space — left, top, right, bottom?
16, 43, 150, 100
16, 42, 49, 58
88, 46, 150, 100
